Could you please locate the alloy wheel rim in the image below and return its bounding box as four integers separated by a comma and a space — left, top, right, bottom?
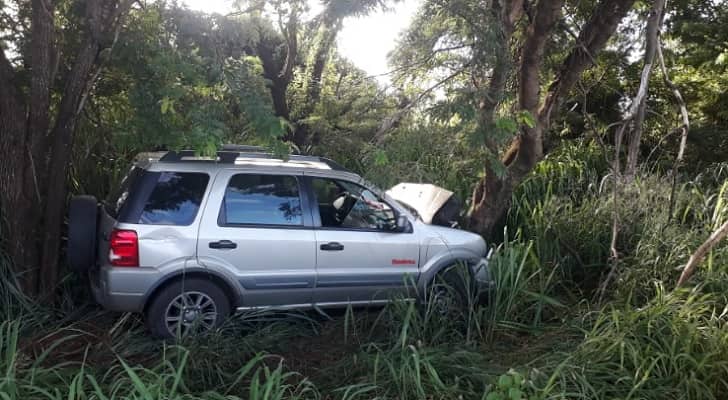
431, 285, 455, 316
164, 291, 217, 337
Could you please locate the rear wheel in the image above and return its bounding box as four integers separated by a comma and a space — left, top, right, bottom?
146, 278, 231, 339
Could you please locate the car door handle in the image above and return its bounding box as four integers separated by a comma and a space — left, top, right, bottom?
320, 242, 344, 251
209, 240, 237, 250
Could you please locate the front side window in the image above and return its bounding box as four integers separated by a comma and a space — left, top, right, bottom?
221, 174, 302, 226
139, 172, 210, 225
311, 178, 397, 230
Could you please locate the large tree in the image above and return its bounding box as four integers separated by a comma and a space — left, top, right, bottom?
0, 0, 133, 298
467, 0, 637, 238
383, 0, 637, 239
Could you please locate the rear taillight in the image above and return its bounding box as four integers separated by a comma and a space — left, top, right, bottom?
109, 229, 139, 267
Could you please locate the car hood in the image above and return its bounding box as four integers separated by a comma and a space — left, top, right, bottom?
425, 223, 488, 256
386, 183, 459, 225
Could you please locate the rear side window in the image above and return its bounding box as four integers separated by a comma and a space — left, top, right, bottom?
138, 172, 210, 225
220, 174, 302, 226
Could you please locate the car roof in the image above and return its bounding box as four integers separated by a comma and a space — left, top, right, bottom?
134, 150, 363, 182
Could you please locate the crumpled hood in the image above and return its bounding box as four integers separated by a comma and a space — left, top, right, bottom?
386, 183, 460, 226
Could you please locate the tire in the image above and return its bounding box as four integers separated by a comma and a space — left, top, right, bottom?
146, 278, 231, 339
67, 195, 98, 273
425, 264, 474, 315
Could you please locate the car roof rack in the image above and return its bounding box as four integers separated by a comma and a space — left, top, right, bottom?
156, 146, 352, 173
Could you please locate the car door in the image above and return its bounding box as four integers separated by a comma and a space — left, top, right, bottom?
197, 170, 316, 307
305, 176, 420, 304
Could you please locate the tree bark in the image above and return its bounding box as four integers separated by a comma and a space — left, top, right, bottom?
0, 49, 37, 294
467, 0, 637, 239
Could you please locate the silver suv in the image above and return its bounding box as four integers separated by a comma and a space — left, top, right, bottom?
67, 146, 490, 338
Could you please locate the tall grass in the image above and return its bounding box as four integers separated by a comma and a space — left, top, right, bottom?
0, 317, 320, 400
542, 285, 728, 399
485, 238, 563, 340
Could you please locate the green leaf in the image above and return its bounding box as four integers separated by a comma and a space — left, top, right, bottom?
517, 110, 536, 128
486, 392, 504, 400
508, 387, 523, 400
160, 97, 171, 114
374, 150, 389, 167
512, 371, 524, 386
498, 374, 513, 389
495, 117, 518, 134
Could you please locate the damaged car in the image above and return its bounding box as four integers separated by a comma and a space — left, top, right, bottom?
67, 146, 491, 338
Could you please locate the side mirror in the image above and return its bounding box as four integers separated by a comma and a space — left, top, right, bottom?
394, 215, 411, 233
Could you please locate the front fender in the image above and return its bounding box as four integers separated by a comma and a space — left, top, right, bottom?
417, 248, 483, 292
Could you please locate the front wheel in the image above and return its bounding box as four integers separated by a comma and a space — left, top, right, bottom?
424, 264, 474, 316
146, 278, 231, 339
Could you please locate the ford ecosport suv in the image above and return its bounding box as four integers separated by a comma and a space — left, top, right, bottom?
67, 146, 490, 338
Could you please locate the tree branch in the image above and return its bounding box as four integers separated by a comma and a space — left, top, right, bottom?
371, 65, 469, 145
657, 37, 689, 162
540, 0, 637, 125
510, 0, 565, 172
658, 32, 691, 222
676, 220, 728, 288
520, 0, 565, 115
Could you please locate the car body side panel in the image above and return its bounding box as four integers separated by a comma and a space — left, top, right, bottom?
312, 230, 421, 302
195, 169, 317, 307
93, 171, 209, 311
300, 174, 421, 302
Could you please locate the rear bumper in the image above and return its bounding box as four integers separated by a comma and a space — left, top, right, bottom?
90, 266, 160, 312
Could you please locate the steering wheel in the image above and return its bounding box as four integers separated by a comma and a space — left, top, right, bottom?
332, 192, 357, 223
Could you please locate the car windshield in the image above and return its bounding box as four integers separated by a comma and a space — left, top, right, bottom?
394, 199, 420, 220
359, 178, 420, 220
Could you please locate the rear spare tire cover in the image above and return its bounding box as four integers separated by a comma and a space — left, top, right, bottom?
67, 195, 98, 272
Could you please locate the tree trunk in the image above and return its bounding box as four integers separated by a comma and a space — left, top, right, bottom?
658, 35, 690, 221
624, 0, 666, 179
257, 37, 292, 121
466, 0, 523, 238
39, 38, 103, 296
0, 0, 132, 301
467, 0, 637, 239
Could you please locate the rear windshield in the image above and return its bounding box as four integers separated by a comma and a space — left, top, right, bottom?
107, 168, 209, 226
105, 166, 143, 218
